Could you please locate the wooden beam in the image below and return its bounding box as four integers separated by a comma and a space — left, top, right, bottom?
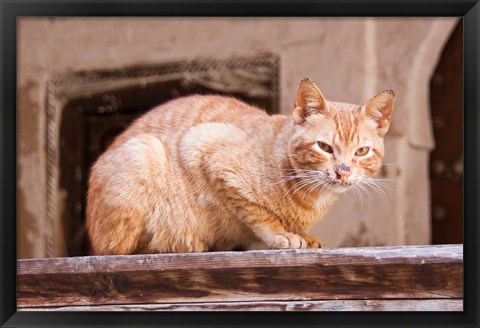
17, 244, 463, 308
20, 299, 463, 312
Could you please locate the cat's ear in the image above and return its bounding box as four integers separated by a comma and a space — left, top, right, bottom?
293, 78, 329, 125
362, 90, 395, 137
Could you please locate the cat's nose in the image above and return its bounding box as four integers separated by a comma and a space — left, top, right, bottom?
335, 163, 351, 180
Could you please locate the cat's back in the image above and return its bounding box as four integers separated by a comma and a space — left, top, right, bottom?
112, 95, 273, 149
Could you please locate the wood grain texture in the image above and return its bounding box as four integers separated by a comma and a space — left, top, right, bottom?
17, 244, 463, 308
20, 299, 463, 311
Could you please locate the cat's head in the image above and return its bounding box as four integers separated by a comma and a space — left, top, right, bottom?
288, 78, 395, 193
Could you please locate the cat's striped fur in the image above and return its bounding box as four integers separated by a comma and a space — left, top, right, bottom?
86, 78, 394, 254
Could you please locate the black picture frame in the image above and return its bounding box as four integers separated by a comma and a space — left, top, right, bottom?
1, 1, 478, 327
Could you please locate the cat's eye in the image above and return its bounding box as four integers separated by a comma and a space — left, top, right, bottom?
355, 147, 370, 156
318, 142, 333, 154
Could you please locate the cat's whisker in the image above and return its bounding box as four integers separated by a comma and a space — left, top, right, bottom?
289, 175, 328, 198
273, 173, 319, 186
272, 175, 300, 186
297, 171, 327, 176
356, 186, 365, 209
287, 170, 329, 180
279, 175, 314, 182
304, 179, 327, 195
356, 178, 376, 193
370, 179, 395, 184
360, 175, 395, 182
355, 182, 374, 200
350, 184, 364, 211
350, 184, 361, 200
364, 181, 385, 196
372, 182, 394, 192
381, 163, 399, 166
354, 184, 360, 196
276, 169, 328, 193
294, 177, 321, 192
284, 177, 317, 198
289, 179, 316, 198
352, 184, 360, 199
375, 179, 395, 186
285, 168, 327, 175
357, 176, 395, 197
361, 177, 395, 192
292, 176, 327, 199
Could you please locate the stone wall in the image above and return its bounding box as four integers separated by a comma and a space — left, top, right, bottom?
17, 17, 458, 258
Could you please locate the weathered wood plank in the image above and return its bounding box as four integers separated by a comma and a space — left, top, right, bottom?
17, 244, 463, 308
18, 244, 462, 274
20, 299, 463, 312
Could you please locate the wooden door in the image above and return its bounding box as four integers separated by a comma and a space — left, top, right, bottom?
429, 20, 463, 244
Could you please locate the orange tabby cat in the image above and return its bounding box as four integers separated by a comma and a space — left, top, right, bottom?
86, 78, 394, 255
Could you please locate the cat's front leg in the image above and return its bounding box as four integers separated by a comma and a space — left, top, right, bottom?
232, 203, 308, 250
180, 123, 307, 250
246, 231, 308, 250
299, 233, 326, 248
267, 232, 308, 249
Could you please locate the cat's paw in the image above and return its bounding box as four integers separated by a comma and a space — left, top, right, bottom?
170, 237, 208, 253
303, 235, 326, 248
269, 232, 307, 249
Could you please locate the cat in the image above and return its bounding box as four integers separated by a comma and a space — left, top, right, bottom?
86, 78, 394, 255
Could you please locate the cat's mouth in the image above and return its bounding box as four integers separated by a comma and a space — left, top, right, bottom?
327, 180, 353, 193
331, 180, 351, 186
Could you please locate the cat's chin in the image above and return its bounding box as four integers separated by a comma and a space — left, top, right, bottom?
327, 183, 352, 193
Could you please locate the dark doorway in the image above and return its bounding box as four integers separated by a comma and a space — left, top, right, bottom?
429, 20, 463, 244
58, 54, 280, 256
